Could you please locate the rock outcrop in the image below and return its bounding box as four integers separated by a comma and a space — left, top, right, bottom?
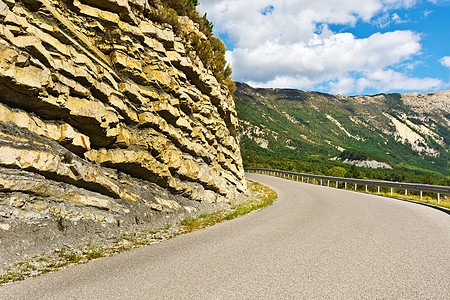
0, 0, 245, 262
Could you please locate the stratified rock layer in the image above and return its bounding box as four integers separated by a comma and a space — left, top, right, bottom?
0, 0, 245, 261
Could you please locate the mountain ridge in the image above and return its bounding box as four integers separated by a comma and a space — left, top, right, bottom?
234, 82, 449, 183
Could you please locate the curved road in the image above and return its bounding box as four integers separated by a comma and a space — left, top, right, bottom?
2, 173, 449, 299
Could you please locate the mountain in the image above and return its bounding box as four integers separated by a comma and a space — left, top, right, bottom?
234, 82, 449, 183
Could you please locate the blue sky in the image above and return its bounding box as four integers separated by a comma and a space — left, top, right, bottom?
199, 0, 450, 95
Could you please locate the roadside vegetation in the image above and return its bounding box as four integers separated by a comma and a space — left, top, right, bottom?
179, 181, 277, 232
0, 181, 276, 285
242, 145, 449, 187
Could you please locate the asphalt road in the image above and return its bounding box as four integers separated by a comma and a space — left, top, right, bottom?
2, 173, 449, 299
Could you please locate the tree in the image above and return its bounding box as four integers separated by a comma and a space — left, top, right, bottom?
345, 165, 361, 179
187, 0, 199, 8
394, 173, 403, 182
423, 174, 434, 185
327, 167, 347, 177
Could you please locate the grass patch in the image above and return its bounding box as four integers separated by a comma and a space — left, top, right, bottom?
1, 181, 277, 285
179, 181, 277, 233
376, 192, 450, 209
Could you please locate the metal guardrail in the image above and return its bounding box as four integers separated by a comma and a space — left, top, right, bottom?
245, 168, 450, 203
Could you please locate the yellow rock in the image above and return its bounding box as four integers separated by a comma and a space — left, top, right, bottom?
166, 51, 181, 62
73, 0, 120, 24
139, 21, 157, 36
151, 100, 180, 120
111, 50, 142, 72
115, 127, 130, 148
138, 112, 158, 127
154, 197, 181, 210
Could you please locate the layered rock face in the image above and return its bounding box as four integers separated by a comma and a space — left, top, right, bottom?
0, 0, 245, 258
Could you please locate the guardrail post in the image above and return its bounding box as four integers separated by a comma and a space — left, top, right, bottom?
365, 185, 368, 192
301, 176, 303, 182
420, 191, 423, 200
377, 186, 380, 194
313, 178, 315, 185
405, 189, 408, 196
391, 187, 393, 195
327, 180, 330, 187
438, 193, 440, 203
355, 184, 357, 191
344, 182, 347, 190
307, 178, 309, 184
336, 181, 338, 188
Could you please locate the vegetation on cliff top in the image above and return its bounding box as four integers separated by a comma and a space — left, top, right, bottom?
148, 0, 235, 93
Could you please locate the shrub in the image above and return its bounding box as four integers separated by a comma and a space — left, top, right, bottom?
147, 0, 235, 92
327, 167, 347, 177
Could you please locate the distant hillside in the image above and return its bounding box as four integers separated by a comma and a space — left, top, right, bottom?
234, 82, 449, 183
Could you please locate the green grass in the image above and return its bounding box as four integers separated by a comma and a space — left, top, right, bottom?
179, 181, 277, 232
376, 191, 450, 209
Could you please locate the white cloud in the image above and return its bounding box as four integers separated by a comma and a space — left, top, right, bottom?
198, 0, 443, 94
230, 30, 421, 83
429, 0, 450, 7
329, 76, 357, 95
356, 69, 442, 92
440, 56, 450, 67
324, 69, 442, 95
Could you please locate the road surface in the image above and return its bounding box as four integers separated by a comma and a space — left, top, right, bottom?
2, 173, 449, 299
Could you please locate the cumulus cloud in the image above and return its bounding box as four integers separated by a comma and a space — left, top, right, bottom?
198, 0, 443, 94
440, 56, 450, 67
356, 69, 442, 92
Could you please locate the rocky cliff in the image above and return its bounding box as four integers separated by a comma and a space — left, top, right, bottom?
0, 0, 245, 261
